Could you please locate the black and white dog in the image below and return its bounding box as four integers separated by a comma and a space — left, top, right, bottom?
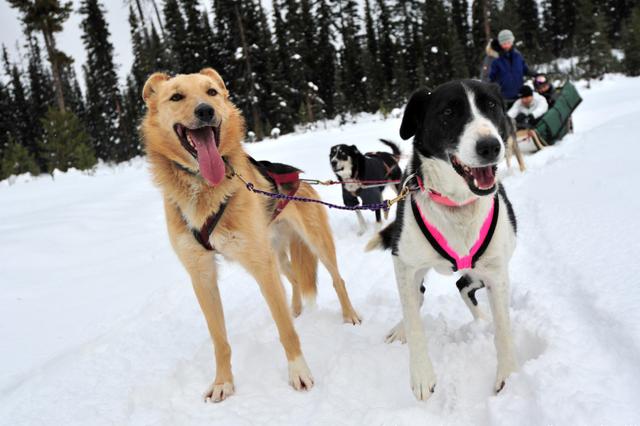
329, 139, 402, 234
367, 80, 518, 401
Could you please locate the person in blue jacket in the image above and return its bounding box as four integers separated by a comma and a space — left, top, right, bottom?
489, 29, 531, 107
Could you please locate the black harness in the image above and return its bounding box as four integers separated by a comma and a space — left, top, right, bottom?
410, 194, 500, 272
172, 157, 300, 252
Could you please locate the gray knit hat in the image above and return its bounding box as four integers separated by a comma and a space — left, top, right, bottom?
498, 29, 515, 44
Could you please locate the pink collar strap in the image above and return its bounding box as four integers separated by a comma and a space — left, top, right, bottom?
411, 194, 499, 271
416, 176, 478, 207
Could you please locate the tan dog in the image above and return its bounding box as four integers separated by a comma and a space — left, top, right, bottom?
141, 68, 360, 402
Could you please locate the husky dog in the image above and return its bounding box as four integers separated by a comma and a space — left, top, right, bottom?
329, 139, 402, 234
367, 80, 518, 400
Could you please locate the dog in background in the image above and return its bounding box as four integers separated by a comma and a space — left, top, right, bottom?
141, 68, 360, 402
329, 139, 402, 235
367, 80, 518, 401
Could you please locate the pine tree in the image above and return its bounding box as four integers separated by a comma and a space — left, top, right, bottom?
601, 0, 639, 44
516, 0, 542, 62
79, 0, 122, 162
335, 0, 368, 113
200, 10, 219, 70
124, 6, 158, 157
38, 107, 96, 173
395, 1, 424, 92
2, 48, 33, 159
118, 76, 143, 161
448, 25, 470, 79
423, 0, 452, 86
0, 81, 14, 168
362, 0, 388, 111
0, 136, 40, 180
542, 0, 578, 57
575, 0, 615, 82
493, 0, 521, 43
376, 0, 395, 105
622, 7, 640, 75
315, 0, 338, 119
164, 0, 190, 73
61, 64, 86, 119
26, 35, 55, 168
451, 0, 475, 76
266, 0, 296, 133
7, 0, 73, 112
148, 24, 169, 72
180, 0, 210, 71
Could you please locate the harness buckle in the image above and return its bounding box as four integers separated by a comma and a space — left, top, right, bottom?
386, 186, 410, 210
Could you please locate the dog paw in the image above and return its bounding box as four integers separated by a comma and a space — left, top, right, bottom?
410, 360, 437, 401
357, 227, 367, 236
291, 304, 302, 318
203, 381, 235, 403
343, 310, 362, 325
385, 321, 406, 344
288, 357, 314, 391
494, 360, 517, 394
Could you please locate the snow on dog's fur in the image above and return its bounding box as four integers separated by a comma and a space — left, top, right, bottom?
367, 80, 518, 401
141, 68, 360, 402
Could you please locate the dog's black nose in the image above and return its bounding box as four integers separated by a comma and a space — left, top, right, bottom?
475, 137, 501, 161
195, 103, 214, 122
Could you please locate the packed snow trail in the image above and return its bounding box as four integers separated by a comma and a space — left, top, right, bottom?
1, 75, 639, 425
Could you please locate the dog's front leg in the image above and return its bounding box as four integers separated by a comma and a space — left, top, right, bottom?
240, 253, 314, 391
485, 270, 518, 393
165, 203, 234, 402
355, 210, 367, 235
386, 280, 425, 344
394, 257, 436, 400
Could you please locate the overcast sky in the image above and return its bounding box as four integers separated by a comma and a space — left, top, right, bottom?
0, 0, 152, 88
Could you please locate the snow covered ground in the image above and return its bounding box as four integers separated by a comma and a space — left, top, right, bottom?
2, 75, 639, 425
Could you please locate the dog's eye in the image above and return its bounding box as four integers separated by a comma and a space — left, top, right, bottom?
443, 108, 453, 116
170, 93, 184, 102
488, 100, 497, 109
207, 88, 218, 97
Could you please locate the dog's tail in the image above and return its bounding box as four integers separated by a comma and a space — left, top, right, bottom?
290, 236, 318, 302
365, 222, 396, 252
379, 139, 401, 159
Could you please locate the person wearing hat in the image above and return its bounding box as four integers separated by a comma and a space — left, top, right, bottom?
489, 29, 531, 107
533, 73, 558, 107
508, 84, 548, 130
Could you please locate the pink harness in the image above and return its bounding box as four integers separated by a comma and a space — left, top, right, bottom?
416, 176, 478, 207
411, 175, 499, 271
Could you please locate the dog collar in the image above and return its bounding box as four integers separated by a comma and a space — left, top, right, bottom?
416, 175, 478, 207
411, 194, 499, 271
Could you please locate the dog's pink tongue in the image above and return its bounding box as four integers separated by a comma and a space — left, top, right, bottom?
471, 166, 495, 189
188, 127, 225, 186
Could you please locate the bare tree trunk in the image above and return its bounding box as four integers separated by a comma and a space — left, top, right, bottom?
41, 27, 66, 112
134, 0, 145, 24
148, 0, 166, 38
305, 94, 315, 123
234, 4, 264, 141
483, 0, 491, 42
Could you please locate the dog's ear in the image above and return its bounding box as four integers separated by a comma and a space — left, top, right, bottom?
350, 144, 361, 153
400, 89, 431, 140
142, 72, 170, 104
200, 68, 229, 97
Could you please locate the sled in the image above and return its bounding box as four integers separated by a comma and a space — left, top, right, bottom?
534, 80, 582, 145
